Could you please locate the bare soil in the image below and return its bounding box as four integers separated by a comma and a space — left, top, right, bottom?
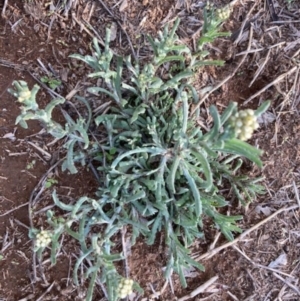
0, 0, 300, 300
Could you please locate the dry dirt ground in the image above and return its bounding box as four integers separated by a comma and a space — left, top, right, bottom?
0, 0, 300, 300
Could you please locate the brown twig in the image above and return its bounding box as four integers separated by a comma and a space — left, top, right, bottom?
0, 58, 26, 71
47, 15, 56, 42
232, 4, 260, 44
0, 202, 29, 217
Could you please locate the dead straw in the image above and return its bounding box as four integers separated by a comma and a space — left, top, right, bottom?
194, 205, 299, 261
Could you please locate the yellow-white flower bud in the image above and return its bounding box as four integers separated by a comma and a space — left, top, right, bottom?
216, 7, 231, 20
116, 278, 134, 298
18, 90, 32, 102
229, 109, 258, 141
36, 230, 52, 248
206, 1, 214, 11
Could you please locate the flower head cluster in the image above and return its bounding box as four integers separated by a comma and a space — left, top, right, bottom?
35, 230, 52, 249
216, 7, 231, 20
230, 109, 259, 141
17, 89, 32, 103
206, 1, 214, 11
116, 278, 134, 299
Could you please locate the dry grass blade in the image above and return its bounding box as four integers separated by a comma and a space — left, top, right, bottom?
227, 291, 239, 301
243, 66, 298, 104
1, 0, 8, 18
35, 281, 56, 301
177, 276, 219, 301
236, 47, 264, 56
96, 0, 137, 60
26, 141, 51, 160
273, 272, 300, 296
71, 11, 105, 47
194, 205, 299, 261
121, 226, 130, 279
249, 48, 271, 87
276, 66, 300, 111
18, 294, 35, 301
232, 2, 260, 44
275, 262, 300, 299
140, 280, 168, 301
233, 246, 294, 278
0, 58, 26, 71
293, 181, 300, 208
291, 67, 300, 109
47, 15, 56, 42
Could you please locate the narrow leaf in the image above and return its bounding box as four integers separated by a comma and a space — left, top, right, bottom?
192, 60, 225, 67
87, 87, 119, 103
167, 155, 181, 193
156, 55, 185, 67
191, 150, 212, 191
254, 100, 271, 117
52, 190, 73, 211
66, 140, 78, 173
214, 138, 263, 167
182, 167, 202, 216
220, 102, 237, 125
